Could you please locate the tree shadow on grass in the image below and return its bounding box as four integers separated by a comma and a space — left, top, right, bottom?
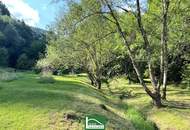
0, 80, 107, 108
0, 79, 135, 129
168, 90, 190, 96
163, 100, 190, 109
162, 90, 190, 109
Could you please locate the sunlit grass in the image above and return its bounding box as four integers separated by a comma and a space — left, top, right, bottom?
106, 77, 190, 130
125, 107, 155, 130
1, 70, 188, 129
0, 71, 135, 130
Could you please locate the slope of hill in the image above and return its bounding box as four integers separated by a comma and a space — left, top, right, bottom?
0, 69, 151, 130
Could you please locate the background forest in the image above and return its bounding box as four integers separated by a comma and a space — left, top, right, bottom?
0, 1, 46, 69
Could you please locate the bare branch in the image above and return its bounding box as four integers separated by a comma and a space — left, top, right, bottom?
116, 6, 137, 17
116, 6, 129, 12
91, 31, 116, 44
73, 11, 110, 27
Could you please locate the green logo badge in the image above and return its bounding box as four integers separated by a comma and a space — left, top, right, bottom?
85, 114, 107, 130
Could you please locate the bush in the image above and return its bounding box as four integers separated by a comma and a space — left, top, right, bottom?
16, 53, 33, 70
182, 64, 190, 88
33, 67, 41, 74
0, 72, 18, 82
38, 75, 55, 84
181, 86, 187, 89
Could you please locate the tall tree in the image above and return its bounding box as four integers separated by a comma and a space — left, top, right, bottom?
161, 0, 170, 100
38, 1, 119, 89
98, 0, 174, 106
100, 0, 166, 107
0, 1, 10, 16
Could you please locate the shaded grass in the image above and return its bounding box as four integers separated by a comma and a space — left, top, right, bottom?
105, 77, 190, 130
0, 72, 135, 130
38, 75, 55, 84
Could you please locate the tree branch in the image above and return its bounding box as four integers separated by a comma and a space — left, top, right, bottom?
103, 0, 155, 98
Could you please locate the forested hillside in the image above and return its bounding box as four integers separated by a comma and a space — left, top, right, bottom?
0, 1, 46, 69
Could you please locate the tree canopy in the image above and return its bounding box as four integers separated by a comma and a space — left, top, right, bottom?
38, 0, 190, 107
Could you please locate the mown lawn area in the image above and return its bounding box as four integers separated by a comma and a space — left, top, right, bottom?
0, 70, 154, 130
104, 78, 190, 130
0, 70, 189, 130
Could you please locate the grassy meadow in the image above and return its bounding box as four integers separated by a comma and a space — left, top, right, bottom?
104, 78, 190, 130
0, 68, 189, 130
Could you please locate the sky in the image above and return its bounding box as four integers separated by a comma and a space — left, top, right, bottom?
1, 0, 63, 29
1, 0, 147, 30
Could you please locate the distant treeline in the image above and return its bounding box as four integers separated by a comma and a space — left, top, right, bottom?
0, 1, 47, 69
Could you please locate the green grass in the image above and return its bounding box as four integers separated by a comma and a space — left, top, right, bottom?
125, 107, 155, 130
38, 74, 55, 84
0, 71, 137, 130
1, 70, 188, 130
104, 77, 190, 130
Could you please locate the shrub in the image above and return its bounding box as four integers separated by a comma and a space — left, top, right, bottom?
16, 53, 33, 70
33, 67, 41, 74
0, 72, 18, 82
180, 84, 187, 89
182, 64, 190, 88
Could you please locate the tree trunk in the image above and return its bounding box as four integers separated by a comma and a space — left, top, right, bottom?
90, 78, 95, 86
135, 0, 163, 107
97, 79, 101, 89
161, 0, 170, 100
87, 72, 97, 87
104, 0, 164, 107
70, 67, 74, 74
89, 74, 95, 86
162, 85, 167, 100
162, 47, 168, 100
152, 92, 162, 108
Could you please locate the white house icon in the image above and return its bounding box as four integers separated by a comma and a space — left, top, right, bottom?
86, 116, 104, 129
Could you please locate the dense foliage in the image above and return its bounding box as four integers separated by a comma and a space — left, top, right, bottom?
0, 1, 46, 69
37, 0, 190, 107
